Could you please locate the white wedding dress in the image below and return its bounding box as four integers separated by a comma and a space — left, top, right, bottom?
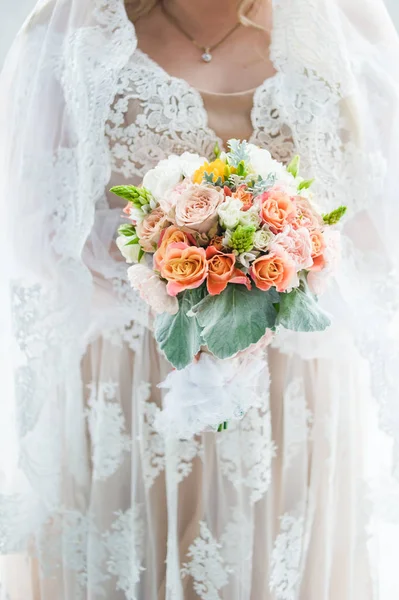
1, 2, 398, 599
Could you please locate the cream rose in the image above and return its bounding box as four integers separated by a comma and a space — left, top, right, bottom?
136, 207, 170, 252
253, 226, 274, 251
174, 183, 224, 233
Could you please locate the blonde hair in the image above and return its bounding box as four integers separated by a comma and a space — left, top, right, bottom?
125, 0, 264, 29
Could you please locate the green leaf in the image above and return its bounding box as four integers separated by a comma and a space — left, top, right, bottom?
236, 161, 246, 177
277, 287, 330, 332
213, 142, 221, 158
118, 224, 136, 237
154, 287, 205, 370
110, 185, 140, 202
287, 155, 300, 178
190, 285, 277, 359
322, 205, 347, 225
204, 172, 214, 184
227, 139, 250, 168
252, 173, 276, 196
137, 247, 145, 263
125, 237, 139, 246
298, 178, 314, 191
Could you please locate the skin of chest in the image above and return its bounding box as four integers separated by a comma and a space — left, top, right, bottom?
131, 2, 276, 94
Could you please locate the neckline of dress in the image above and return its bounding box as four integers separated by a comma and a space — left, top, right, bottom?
134, 47, 280, 98
132, 48, 281, 149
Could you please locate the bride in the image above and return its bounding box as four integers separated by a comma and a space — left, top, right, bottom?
0, 0, 398, 598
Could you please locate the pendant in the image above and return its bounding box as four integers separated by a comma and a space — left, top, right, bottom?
201, 49, 212, 63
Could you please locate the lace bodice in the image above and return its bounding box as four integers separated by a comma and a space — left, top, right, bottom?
105, 49, 295, 192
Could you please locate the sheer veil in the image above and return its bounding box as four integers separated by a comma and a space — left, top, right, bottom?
0, 0, 398, 594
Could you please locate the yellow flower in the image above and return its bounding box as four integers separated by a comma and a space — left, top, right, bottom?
192, 158, 236, 184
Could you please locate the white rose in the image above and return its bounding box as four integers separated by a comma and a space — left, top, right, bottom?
142, 161, 182, 203
247, 144, 296, 191
178, 152, 207, 177
142, 153, 207, 203
239, 206, 261, 228
253, 227, 274, 251
116, 236, 141, 264
218, 198, 243, 230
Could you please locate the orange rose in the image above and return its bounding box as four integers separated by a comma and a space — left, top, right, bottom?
208, 235, 225, 252
153, 225, 197, 271
232, 185, 253, 212
309, 230, 326, 272
259, 189, 296, 233
206, 246, 250, 296
160, 242, 208, 296
250, 245, 296, 292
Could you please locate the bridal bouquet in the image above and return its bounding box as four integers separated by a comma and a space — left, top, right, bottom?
112, 140, 346, 437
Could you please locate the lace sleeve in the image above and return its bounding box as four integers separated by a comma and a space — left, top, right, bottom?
0, 0, 137, 541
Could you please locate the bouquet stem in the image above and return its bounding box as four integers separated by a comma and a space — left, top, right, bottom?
217, 421, 229, 432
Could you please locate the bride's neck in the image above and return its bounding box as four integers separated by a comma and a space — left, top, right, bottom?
162, 0, 261, 31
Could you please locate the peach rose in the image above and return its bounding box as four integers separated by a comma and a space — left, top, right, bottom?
292, 196, 323, 231
250, 245, 296, 292
259, 189, 296, 233
308, 229, 341, 295
273, 226, 313, 270
174, 183, 224, 233
206, 246, 251, 296
160, 242, 208, 296
136, 207, 169, 252
309, 230, 326, 272
232, 185, 253, 212
153, 225, 197, 271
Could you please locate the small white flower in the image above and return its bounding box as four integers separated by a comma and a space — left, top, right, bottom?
116, 236, 142, 264
238, 251, 259, 268
253, 227, 274, 251
239, 206, 261, 228
218, 198, 243, 230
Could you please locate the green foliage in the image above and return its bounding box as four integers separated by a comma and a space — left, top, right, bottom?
227, 139, 250, 168
124, 237, 139, 246
277, 287, 331, 332
322, 205, 347, 225
229, 225, 256, 254
203, 172, 223, 187
154, 287, 205, 370
287, 155, 300, 178
110, 185, 153, 207
298, 178, 314, 191
213, 142, 221, 158
190, 285, 277, 359
251, 174, 277, 196
118, 223, 136, 237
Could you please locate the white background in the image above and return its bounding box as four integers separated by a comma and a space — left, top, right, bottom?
0, 0, 398, 67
